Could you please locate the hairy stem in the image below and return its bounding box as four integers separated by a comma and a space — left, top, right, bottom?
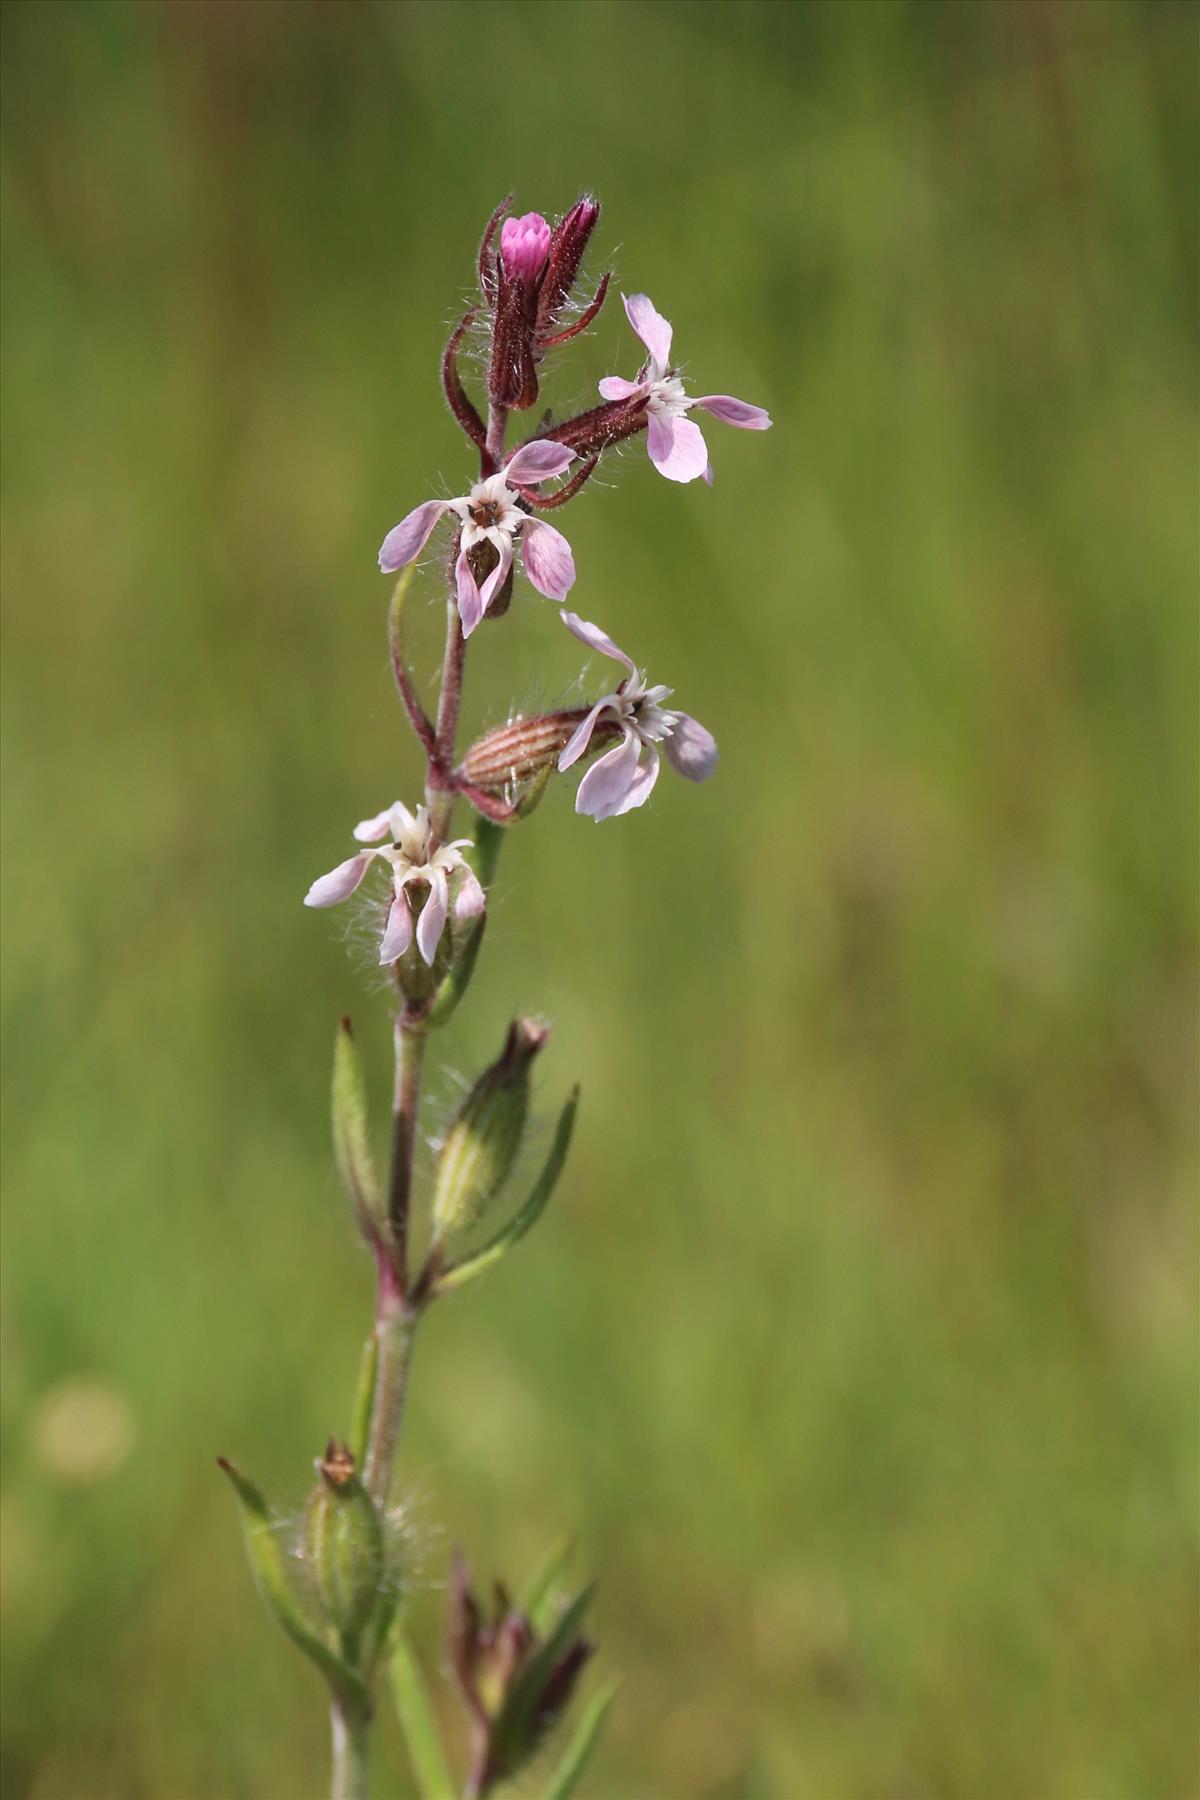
484, 399, 508, 473
362, 1296, 416, 1506
330, 1695, 371, 1800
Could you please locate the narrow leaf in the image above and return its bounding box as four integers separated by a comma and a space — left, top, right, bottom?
473, 815, 505, 887
427, 914, 486, 1030
488, 1583, 595, 1782
437, 1087, 578, 1293
519, 1533, 575, 1636
333, 1017, 382, 1238
217, 1458, 367, 1704
389, 1631, 457, 1799
540, 1678, 621, 1800
388, 567, 437, 755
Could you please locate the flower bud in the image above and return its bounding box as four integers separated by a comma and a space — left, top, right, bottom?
431, 1019, 548, 1241
535, 195, 601, 338
500, 212, 551, 285
460, 711, 618, 794
303, 1440, 386, 1658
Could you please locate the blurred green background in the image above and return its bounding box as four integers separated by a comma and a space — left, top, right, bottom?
2, 2, 1197, 1796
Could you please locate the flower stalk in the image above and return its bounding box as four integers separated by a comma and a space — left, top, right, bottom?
220, 192, 770, 1799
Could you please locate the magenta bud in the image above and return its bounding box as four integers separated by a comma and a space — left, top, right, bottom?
500, 212, 551, 284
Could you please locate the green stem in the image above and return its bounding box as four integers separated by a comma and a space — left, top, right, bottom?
362, 1301, 416, 1506
330, 1695, 371, 1800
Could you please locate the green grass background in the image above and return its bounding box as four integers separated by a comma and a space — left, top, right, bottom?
2, 2, 1196, 1796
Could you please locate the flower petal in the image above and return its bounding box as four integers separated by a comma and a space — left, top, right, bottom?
691, 393, 773, 430
456, 550, 484, 637
521, 519, 575, 600
378, 499, 450, 572
623, 293, 673, 370
597, 374, 643, 401
353, 809, 394, 843
557, 697, 616, 771
504, 438, 577, 485
305, 852, 375, 908
609, 746, 660, 816
416, 868, 449, 965
664, 713, 718, 782
574, 729, 642, 821
647, 412, 710, 483
478, 537, 514, 615
378, 892, 414, 964
559, 608, 637, 677
454, 868, 486, 921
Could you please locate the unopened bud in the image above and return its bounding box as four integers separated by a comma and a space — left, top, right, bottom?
461, 711, 618, 794
500, 212, 551, 285
303, 1439, 386, 1656
431, 1019, 548, 1240
536, 195, 601, 338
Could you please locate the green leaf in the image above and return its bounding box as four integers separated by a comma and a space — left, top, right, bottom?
427, 913, 486, 1030
333, 1017, 381, 1238
389, 1631, 457, 1799
519, 1533, 575, 1636
540, 1678, 621, 1800
488, 1583, 595, 1784
217, 1459, 367, 1705
388, 564, 416, 675
437, 1087, 578, 1293
473, 815, 505, 887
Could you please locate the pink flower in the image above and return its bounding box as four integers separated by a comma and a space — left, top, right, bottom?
598, 293, 772, 484
556, 610, 718, 821
499, 211, 552, 284
304, 801, 484, 966
377, 440, 578, 637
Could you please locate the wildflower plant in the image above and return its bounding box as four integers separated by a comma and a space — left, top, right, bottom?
220, 194, 770, 1800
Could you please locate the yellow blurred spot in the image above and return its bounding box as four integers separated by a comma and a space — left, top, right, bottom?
31, 1377, 135, 1483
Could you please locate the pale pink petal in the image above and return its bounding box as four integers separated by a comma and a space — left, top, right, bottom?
521, 519, 575, 600
557, 697, 617, 772
598, 374, 642, 401
353, 809, 394, 843
559, 609, 636, 677
305, 852, 374, 908
388, 801, 421, 841
609, 747, 660, 816
477, 537, 514, 616
453, 868, 486, 920
647, 412, 710, 483
456, 550, 484, 637
623, 293, 673, 370
378, 499, 450, 572
415, 868, 449, 965
504, 438, 577, 485
378, 892, 413, 964
663, 713, 718, 781
691, 393, 773, 430
575, 729, 642, 821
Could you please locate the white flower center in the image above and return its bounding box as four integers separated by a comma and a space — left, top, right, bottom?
645, 375, 689, 421
617, 675, 679, 745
